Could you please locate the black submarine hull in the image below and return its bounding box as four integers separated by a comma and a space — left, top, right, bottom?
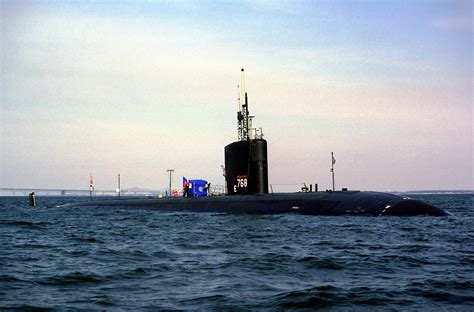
64, 191, 448, 216
64, 71, 449, 217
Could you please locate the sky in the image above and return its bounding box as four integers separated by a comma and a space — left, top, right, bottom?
1, 0, 472, 192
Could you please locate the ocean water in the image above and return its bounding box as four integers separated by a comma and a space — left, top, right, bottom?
1, 194, 473, 310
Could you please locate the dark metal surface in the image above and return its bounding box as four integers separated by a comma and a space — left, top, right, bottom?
224, 139, 268, 195
64, 191, 449, 216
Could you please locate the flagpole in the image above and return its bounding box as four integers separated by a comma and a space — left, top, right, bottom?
331, 152, 335, 191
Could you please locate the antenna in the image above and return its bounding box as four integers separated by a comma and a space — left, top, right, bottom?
243, 91, 249, 140
241, 68, 246, 106
237, 84, 243, 140
239, 68, 249, 141
237, 68, 247, 141
236, 68, 260, 141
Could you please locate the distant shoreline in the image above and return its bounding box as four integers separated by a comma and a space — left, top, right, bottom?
0, 190, 473, 197
396, 190, 474, 195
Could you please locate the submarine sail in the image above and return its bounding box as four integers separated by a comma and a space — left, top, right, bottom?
225, 139, 268, 195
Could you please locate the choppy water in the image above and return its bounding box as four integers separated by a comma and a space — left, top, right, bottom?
1, 194, 473, 310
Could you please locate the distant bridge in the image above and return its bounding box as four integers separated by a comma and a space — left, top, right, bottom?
0, 187, 162, 196
0, 185, 226, 196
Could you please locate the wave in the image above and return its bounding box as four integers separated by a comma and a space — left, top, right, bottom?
69, 235, 104, 244
272, 285, 414, 308
272, 285, 346, 309
37, 272, 102, 286
0, 220, 49, 229
296, 256, 344, 270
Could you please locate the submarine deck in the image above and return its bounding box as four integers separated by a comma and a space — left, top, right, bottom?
64, 191, 449, 216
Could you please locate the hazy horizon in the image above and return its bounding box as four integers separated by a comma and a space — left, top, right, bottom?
1, 1, 472, 192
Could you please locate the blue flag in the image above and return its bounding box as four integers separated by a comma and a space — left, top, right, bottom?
182, 177, 187, 187
332, 155, 336, 165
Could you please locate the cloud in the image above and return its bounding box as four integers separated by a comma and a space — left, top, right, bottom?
433, 16, 473, 32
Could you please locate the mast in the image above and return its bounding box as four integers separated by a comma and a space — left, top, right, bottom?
237, 83, 243, 141
243, 91, 249, 140
237, 68, 249, 141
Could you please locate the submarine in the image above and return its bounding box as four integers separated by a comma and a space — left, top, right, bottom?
65, 69, 449, 217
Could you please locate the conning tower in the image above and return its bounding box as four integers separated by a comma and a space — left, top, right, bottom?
224, 69, 268, 195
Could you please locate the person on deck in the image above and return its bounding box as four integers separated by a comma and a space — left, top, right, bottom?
183, 180, 190, 198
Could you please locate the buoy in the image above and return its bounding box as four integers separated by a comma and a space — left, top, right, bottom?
29, 192, 36, 207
